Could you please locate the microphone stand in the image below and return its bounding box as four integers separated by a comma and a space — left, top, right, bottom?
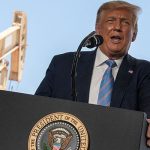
71, 31, 96, 101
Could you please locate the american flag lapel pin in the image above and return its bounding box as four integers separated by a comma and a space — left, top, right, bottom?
128, 69, 133, 74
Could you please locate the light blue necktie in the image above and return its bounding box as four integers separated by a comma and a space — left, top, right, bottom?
97, 59, 116, 106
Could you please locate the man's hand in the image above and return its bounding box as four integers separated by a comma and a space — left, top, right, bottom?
147, 119, 150, 146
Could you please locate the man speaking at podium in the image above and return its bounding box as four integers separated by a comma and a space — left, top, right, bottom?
35, 1, 150, 146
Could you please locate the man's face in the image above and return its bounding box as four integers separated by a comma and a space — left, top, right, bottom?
96, 9, 136, 59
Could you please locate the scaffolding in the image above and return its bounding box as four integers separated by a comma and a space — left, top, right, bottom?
0, 11, 27, 90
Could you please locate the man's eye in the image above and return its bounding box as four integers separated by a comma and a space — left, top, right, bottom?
122, 20, 130, 25
107, 20, 114, 23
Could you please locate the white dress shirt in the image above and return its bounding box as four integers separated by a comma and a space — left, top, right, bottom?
88, 48, 123, 104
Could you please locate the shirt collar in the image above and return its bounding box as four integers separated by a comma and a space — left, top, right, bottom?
95, 48, 124, 68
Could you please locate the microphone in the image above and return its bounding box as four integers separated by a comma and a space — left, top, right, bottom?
84, 34, 103, 48
71, 31, 103, 101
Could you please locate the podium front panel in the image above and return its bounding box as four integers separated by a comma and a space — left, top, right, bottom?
0, 91, 148, 150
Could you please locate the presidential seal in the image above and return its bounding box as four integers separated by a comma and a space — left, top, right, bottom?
28, 112, 89, 150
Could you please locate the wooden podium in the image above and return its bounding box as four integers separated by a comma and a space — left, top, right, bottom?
0, 90, 149, 150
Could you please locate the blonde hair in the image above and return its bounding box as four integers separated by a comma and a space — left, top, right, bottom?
96, 1, 142, 36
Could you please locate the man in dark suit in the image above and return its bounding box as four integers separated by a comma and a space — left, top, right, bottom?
35, 1, 150, 146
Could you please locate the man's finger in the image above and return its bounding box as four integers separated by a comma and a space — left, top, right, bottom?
147, 119, 150, 123
146, 119, 150, 147
147, 119, 150, 138
147, 139, 150, 147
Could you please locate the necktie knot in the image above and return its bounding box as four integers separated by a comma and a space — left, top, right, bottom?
105, 59, 116, 68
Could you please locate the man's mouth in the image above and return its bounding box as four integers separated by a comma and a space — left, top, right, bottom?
110, 36, 122, 43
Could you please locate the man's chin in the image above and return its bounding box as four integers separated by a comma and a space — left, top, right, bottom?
108, 50, 126, 59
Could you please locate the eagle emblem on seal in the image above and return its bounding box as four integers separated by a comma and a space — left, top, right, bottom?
46, 127, 73, 150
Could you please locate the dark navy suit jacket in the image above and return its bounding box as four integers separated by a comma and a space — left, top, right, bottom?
35, 50, 150, 118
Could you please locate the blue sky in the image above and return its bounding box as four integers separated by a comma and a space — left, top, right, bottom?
0, 0, 150, 95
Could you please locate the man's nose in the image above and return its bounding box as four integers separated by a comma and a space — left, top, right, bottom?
113, 20, 122, 32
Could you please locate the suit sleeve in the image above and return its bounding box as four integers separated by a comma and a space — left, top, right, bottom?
138, 69, 150, 119
35, 56, 56, 97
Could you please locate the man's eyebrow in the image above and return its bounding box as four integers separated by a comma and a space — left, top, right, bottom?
106, 16, 131, 20
106, 16, 116, 20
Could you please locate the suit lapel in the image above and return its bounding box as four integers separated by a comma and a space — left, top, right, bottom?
111, 54, 136, 107
77, 50, 96, 103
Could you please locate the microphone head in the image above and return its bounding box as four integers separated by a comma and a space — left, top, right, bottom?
84, 34, 104, 48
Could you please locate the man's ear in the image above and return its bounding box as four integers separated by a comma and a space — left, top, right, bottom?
132, 24, 138, 42
132, 32, 137, 42
95, 23, 101, 35
95, 25, 99, 34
